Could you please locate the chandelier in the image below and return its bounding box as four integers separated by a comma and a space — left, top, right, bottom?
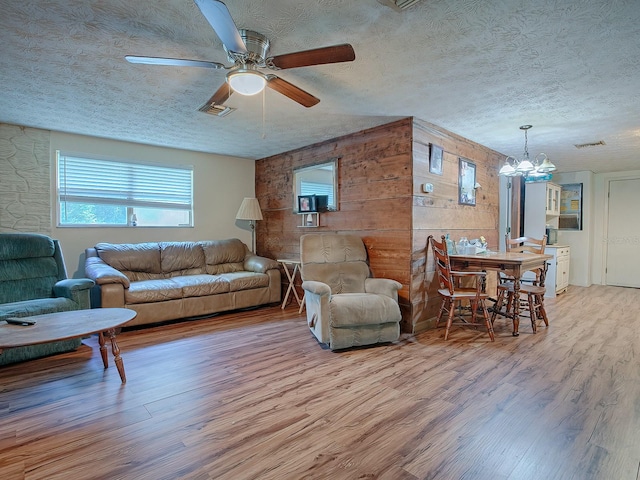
499, 125, 556, 177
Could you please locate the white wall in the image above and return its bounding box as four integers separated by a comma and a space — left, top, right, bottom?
49, 131, 256, 277
591, 169, 640, 285
552, 171, 594, 287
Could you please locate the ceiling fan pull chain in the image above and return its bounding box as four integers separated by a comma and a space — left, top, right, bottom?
261, 88, 267, 139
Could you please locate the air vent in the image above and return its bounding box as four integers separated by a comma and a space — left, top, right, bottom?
198, 103, 236, 117
377, 0, 423, 12
574, 140, 606, 149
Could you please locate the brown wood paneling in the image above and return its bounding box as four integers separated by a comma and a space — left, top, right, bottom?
256, 119, 414, 302
410, 118, 503, 332
256, 116, 503, 333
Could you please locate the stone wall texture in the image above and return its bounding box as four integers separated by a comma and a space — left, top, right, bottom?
0, 123, 51, 234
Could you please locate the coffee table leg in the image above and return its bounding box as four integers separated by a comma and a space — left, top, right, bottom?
98, 332, 109, 368
106, 328, 126, 383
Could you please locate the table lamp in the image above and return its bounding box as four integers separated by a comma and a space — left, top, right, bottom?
235, 197, 263, 253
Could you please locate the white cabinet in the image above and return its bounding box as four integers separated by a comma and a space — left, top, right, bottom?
546, 182, 561, 216
544, 245, 570, 297
524, 182, 570, 297
556, 247, 570, 293
524, 181, 561, 238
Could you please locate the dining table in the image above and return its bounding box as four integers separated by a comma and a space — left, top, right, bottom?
448, 250, 553, 336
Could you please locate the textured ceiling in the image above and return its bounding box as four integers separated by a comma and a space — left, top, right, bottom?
1, 0, 639, 173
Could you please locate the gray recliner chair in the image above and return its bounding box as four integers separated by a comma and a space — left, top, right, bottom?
300, 234, 402, 350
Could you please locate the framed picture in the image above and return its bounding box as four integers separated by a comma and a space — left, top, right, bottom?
429, 144, 443, 175
559, 183, 583, 230
458, 158, 476, 206
298, 195, 312, 212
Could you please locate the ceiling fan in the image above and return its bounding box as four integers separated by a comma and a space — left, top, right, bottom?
125, 0, 356, 113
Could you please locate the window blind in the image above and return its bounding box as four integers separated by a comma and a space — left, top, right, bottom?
300, 181, 334, 205
57, 153, 193, 211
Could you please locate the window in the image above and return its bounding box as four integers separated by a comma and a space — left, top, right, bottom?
57, 152, 193, 227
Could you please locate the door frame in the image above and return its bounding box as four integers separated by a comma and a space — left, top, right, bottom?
602, 175, 640, 286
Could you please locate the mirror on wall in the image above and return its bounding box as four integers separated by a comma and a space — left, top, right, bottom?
293, 158, 338, 212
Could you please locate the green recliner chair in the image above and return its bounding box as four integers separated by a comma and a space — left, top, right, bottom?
0, 233, 94, 366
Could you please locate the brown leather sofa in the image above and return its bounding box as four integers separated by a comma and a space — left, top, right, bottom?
84, 239, 280, 327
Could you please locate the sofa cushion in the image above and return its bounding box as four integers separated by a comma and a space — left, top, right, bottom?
160, 242, 206, 276
125, 278, 183, 304
96, 242, 162, 279
0, 258, 58, 303
300, 234, 370, 294
329, 293, 402, 327
303, 262, 370, 294
201, 239, 246, 274
0, 233, 62, 304
0, 233, 55, 261
218, 272, 270, 292
0, 297, 79, 320
172, 275, 230, 297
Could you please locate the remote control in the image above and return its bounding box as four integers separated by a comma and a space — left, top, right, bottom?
5, 318, 37, 326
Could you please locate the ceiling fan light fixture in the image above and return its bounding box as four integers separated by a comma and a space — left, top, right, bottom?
227, 68, 267, 96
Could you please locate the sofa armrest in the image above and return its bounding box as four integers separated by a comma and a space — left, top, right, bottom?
244, 254, 279, 273
84, 256, 130, 288
53, 278, 95, 309
301, 280, 331, 297
364, 278, 402, 300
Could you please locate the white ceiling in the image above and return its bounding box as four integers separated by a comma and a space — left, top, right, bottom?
1, 0, 639, 174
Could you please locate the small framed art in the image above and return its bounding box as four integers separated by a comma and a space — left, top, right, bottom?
429, 144, 443, 175
559, 183, 583, 230
458, 157, 476, 206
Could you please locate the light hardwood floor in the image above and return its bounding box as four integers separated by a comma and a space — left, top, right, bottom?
1, 285, 639, 480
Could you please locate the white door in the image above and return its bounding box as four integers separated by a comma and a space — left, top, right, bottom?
606, 178, 640, 287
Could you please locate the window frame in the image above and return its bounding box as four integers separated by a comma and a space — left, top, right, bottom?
56, 151, 194, 228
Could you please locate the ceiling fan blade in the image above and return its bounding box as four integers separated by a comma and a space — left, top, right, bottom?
125, 55, 225, 69
266, 76, 320, 108
198, 82, 233, 112
194, 0, 247, 54
268, 44, 355, 70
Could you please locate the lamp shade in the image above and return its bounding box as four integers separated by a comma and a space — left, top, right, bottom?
235, 197, 263, 221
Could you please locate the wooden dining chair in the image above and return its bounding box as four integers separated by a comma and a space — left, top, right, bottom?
428, 235, 494, 341
491, 235, 549, 333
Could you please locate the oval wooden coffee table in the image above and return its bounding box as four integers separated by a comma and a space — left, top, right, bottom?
0, 308, 136, 383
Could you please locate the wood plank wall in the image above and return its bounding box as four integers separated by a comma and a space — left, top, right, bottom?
411, 118, 504, 332
255, 119, 414, 321
255, 117, 504, 334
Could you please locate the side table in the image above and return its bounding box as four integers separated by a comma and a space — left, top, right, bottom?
277, 258, 305, 313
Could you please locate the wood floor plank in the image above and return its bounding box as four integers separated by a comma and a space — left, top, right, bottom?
1, 286, 640, 479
